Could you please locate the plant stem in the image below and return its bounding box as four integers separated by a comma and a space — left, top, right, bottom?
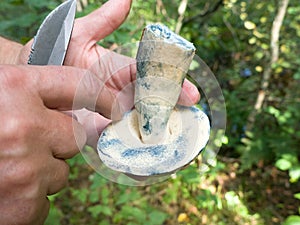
246, 0, 289, 131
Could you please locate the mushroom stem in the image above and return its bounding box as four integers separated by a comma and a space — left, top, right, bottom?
135, 24, 196, 144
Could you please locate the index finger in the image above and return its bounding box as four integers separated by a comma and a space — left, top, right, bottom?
6, 65, 122, 119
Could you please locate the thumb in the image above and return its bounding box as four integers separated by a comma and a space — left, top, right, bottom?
75, 0, 132, 42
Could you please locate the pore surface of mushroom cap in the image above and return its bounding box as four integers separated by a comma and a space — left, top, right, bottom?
97, 106, 210, 176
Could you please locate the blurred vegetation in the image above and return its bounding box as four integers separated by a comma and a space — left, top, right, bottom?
1, 0, 300, 224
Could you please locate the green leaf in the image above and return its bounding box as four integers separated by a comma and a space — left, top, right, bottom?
88, 205, 102, 218
89, 190, 100, 203
225, 191, 241, 207
120, 206, 147, 222
294, 193, 300, 200
44, 207, 62, 225
100, 206, 113, 216
98, 220, 111, 225
24, 0, 51, 8
116, 193, 131, 205
289, 166, 300, 183
88, 205, 112, 218
293, 71, 300, 80
283, 215, 300, 225
267, 106, 280, 118
101, 188, 110, 205
179, 165, 201, 184
44, 201, 63, 225
71, 188, 89, 204
244, 21, 256, 30
116, 191, 141, 205
275, 158, 292, 171
147, 211, 168, 225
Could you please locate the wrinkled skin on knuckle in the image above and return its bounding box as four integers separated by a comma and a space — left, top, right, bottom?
1, 158, 38, 189
0, 66, 31, 91
0, 196, 49, 225
0, 118, 50, 190
0, 159, 47, 225
0, 111, 44, 152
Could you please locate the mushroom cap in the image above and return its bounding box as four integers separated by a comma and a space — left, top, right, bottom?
97, 105, 210, 176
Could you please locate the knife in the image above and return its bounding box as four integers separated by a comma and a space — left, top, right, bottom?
28, 0, 77, 65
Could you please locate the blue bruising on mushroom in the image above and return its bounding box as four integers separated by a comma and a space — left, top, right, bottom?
147, 24, 195, 50
101, 132, 107, 138
141, 81, 151, 90
150, 24, 171, 39
100, 138, 122, 150
98, 150, 111, 158
189, 105, 200, 113
122, 144, 167, 158
179, 105, 207, 121
98, 147, 112, 158
174, 150, 179, 158
176, 135, 186, 146
136, 61, 147, 78
175, 135, 187, 156
148, 169, 164, 176
175, 37, 188, 47
123, 110, 132, 117
106, 160, 130, 173
192, 109, 208, 121
142, 113, 152, 134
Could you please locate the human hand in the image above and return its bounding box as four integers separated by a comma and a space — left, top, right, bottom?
17, 0, 200, 147
0, 64, 116, 224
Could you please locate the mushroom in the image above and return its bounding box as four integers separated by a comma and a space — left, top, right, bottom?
97, 24, 210, 177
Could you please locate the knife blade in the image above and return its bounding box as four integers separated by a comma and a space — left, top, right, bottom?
28, 0, 77, 65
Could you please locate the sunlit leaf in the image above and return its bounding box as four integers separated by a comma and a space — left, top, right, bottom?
294, 193, 300, 200
289, 166, 300, 183
222, 135, 229, 144
255, 66, 263, 72
260, 17, 267, 23
248, 37, 256, 44
253, 30, 264, 38
244, 21, 256, 30
44, 202, 63, 225
283, 215, 300, 225
275, 159, 292, 171
240, 12, 247, 20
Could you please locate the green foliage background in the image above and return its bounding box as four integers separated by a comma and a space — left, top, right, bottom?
1, 0, 300, 224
